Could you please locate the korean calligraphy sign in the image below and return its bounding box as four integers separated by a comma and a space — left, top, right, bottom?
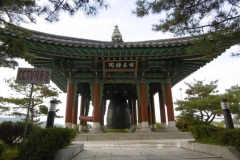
103, 60, 138, 77
15, 68, 52, 84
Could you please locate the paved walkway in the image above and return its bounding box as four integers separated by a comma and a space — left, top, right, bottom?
71, 139, 225, 160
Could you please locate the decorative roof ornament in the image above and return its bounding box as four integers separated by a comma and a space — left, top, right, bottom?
112, 25, 123, 44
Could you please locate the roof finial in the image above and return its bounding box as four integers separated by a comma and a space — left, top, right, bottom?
112, 25, 123, 43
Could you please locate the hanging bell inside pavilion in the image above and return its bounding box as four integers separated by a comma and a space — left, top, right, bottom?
107, 93, 130, 129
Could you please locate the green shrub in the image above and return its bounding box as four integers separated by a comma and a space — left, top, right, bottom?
220, 129, 240, 151
0, 140, 18, 160
189, 125, 240, 152
16, 127, 77, 160
156, 122, 161, 130
0, 121, 41, 146
0, 147, 18, 160
179, 128, 190, 132
175, 114, 208, 130
0, 140, 7, 156
189, 125, 222, 140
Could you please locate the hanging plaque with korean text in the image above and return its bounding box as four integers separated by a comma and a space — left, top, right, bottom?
103, 60, 138, 77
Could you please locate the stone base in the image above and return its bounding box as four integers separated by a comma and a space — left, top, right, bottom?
159, 128, 168, 132
102, 126, 106, 133
161, 123, 167, 128
165, 127, 179, 132
79, 131, 89, 134
151, 128, 158, 132
138, 127, 152, 133
79, 125, 84, 133
129, 128, 136, 133
134, 128, 140, 133
90, 122, 104, 134
89, 128, 104, 134
72, 124, 78, 130
65, 123, 72, 128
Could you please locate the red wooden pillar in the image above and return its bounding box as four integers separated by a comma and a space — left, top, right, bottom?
165, 78, 178, 131
79, 96, 84, 132
139, 82, 152, 132
133, 97, 137, 131
101, 99, 105, 131
159, 86, 167, 128
65, 79, 74, 128
83, 98, 89, 131
90, 81, 103, 133
83, 121, 87, 131
148, 104, 152, 128
136, 100, 142, 132
150, 94, 157, 131
72, 94, 78, 129
129, 99, 134, 130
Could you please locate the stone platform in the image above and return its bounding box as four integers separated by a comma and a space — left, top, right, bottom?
180, 141, 240, 160
71, 139, 227, 160
74, 132, 193, 141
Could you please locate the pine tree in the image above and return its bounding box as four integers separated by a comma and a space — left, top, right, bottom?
0, 78, 61, 123
175, 79, 239, 124
0, 0, 108, 68
133, 0, 240, 56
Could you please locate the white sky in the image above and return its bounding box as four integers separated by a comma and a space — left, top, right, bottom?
0, 1, 240, 125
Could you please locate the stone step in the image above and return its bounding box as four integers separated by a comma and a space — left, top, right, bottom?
74, 132, 193, 141
55, 144, 84, 160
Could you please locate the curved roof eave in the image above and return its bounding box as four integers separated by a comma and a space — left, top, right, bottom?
1, 26, 208, 49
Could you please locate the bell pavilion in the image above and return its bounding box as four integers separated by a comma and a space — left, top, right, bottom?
0, 25, 237, 133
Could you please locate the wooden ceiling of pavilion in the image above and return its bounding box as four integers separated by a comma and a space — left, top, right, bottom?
0, 26, 237, 94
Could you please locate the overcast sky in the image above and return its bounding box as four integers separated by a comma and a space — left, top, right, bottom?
1, 1, 240, 125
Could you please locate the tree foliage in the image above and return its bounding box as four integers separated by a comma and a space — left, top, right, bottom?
133, 0, 240, 36
133, 0, 240, 56
0, 0, 108, 68
175, 79, 222, 124
0, 0, 108, 25
175, 79, 240, 125
224, 84, 240, 118
0, 78, 61, 123
175, 112, 206, 131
